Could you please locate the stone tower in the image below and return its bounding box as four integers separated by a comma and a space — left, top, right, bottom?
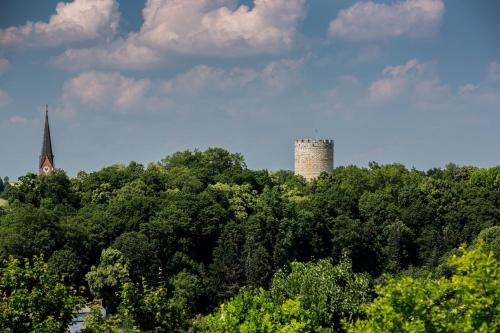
39, 106, 55, 176
294, 139, 334, 181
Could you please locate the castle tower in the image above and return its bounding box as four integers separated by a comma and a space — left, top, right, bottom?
39, 106, 55, 176
294, 139, 334, 181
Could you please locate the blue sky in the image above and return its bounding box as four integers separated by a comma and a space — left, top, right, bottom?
1, 0, 499, 179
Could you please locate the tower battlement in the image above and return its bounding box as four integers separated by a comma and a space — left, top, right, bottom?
294, 138, 334, 181
295, 138, 333, 144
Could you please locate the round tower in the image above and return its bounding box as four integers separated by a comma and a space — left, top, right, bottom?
294, 139, 334, 181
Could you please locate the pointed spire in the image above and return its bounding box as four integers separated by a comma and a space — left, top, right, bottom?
39, 105, 54, 172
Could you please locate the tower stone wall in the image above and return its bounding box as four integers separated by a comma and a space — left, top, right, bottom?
294, 139, 334, 181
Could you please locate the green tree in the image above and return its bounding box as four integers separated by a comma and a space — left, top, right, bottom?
0, 150, 499, 332
382, 220, 415, 273
473, 226, 500, 259
270, 258, 371, 331
0, 205, 60, 260
164, 166, 204, 193
119, 279, 191, 332
48, 247, 82, 284
80, 303, 128, 333
83, 272, 203, 333
111, 231, 159, 282
161, 148, 246, 185
0, 256, 84, 333
208, 221, 244, 304
243, 239, 272, 287
86, 248, 130, 314
8, 170, 78, 208
0, 177, 8, 199
327, 215, 380, 273
107, 179, 156, 231
191, 288, 321, 333
348, 246, 500, 333
207, 183, 257, 222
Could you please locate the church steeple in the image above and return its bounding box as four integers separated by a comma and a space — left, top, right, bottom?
39, 105, 55, 176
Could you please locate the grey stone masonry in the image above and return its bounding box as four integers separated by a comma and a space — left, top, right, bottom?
294, 139, 334, 181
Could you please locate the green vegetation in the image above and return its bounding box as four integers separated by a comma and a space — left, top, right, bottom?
192, 258, 371, 332
191, 288, 317, 332
348, 246, 499, 333
0, 176, 8, 204
0, 256, 84, 333
0, 198, 8, 208
270, 259, 371, 331
0, 148, 499, 332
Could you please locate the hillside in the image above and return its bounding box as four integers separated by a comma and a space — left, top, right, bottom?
0, 148, 499, 332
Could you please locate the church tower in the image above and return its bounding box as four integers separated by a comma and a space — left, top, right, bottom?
39, 106, 55, 176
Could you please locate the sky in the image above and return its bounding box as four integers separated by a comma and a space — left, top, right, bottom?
1, 0, 500, 179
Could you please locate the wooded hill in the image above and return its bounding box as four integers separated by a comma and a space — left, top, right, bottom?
0, 148, 498, 332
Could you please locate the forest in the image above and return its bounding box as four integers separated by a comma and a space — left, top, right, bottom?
0, 147, 498, 332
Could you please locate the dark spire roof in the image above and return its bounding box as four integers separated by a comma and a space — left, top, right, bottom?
39, 105, 54, 169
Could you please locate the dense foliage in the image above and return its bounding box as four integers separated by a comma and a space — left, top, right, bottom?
0, 256, 84, 333
193, 259, 371, 332
0, 176, 8, 199
0, 148, 499, 331
191, 288, 316, 332
269, 258, 371, 331
348, 245, 500, 333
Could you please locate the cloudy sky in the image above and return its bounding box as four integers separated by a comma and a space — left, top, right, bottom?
1, 0, 500, 179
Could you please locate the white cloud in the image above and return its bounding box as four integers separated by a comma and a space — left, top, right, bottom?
459, 83, 479, 95
163, 65, 258, 94
329, 0, 444, 40
369, 77, 406, 101
369, 58, 435, 102
0, 0, 119, 48
459, 89, 500, 106
368, 58, 457, 110
455, 62, 500, 106
368, 59, 500, 111
0, 89, 11, 107
137, 0, 304, 54
163, 58, 303, 95
9, 116, 27, 124
62, 71, 150, 111
412, 78, 450, 110
0, 58, 9, 75
54, 0, 305, 70
59, 58, 303, 117
260, 58, 304, 93
488, 61, 500, 81
382, 58, 429, 77
53, 37, 161, 71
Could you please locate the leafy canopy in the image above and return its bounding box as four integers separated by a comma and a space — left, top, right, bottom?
0, 256, 84, 333
191, 288, 320, 333
348, 246, 500, 333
